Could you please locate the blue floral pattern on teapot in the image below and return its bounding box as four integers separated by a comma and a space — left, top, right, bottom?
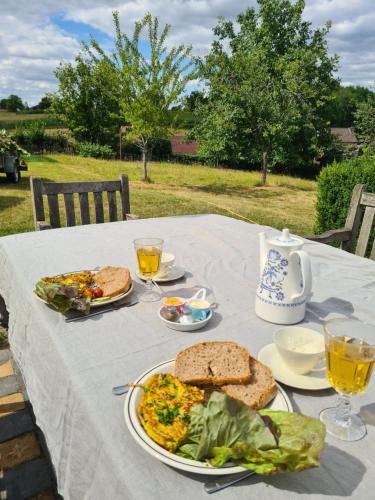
258, 249, 288, 301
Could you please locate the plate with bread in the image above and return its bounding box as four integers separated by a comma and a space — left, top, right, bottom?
34, 266, 133, 314
124, 341, 325, 476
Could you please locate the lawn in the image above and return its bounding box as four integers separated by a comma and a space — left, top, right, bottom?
0, 154, 317, 237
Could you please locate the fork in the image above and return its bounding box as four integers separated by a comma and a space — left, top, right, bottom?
204, 471, 256, 494
65, 300, 139, 322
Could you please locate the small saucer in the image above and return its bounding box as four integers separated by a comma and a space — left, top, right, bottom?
257, 343, 331, 390
137, 266, 185, 282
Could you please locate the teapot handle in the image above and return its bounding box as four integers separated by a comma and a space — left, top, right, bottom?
290, 250, 312, 300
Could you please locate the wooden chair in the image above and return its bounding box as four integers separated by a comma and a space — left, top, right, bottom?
308, 184, 375, 260
30, 175, 136, 230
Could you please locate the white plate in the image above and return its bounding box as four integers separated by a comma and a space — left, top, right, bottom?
158, 306, 213, 332
258, 344, 331, 391
136, 266, 185, 282
124, 359, 292, 475
34, 270, 133, 309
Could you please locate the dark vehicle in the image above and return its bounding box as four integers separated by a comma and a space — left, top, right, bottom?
0, 155, 28, 183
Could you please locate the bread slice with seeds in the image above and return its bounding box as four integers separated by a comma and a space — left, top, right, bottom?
221, 357, 277, 410
174, 341, 251, 386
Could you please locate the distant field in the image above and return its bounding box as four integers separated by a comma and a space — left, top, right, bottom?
0, 110, 47, 121
0, 154, 317, 237
0, 110, 60, 129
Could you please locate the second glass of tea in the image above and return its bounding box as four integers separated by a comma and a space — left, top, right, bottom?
321, 318, 375, 441
134, 238, 163, 302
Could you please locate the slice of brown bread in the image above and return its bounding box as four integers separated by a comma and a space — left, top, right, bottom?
93, 266, 132, 297
174, 341, 251, 386
221, 357, 277, 410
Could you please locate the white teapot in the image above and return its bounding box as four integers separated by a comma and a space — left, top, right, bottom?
255, 228, 312, 324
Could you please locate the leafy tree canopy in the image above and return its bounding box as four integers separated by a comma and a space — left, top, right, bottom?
192, 0, 338, 183
52, 52, 120, 146
326, 85, 374, 127
52, 11, 194, 180
0, 95, 25, 112
354, 92, 375, 152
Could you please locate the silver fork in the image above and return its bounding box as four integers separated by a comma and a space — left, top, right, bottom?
204, 471, 256, 494
65, 300, 138, 322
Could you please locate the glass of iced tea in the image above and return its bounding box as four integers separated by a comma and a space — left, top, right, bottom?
133, 238, 163, 302
320, 318, 375, 441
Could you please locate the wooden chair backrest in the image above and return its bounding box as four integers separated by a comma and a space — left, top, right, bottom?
30, 175, 130, 230
343, 184, 375, 259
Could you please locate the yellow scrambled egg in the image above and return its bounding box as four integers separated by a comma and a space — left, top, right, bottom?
42, 271, 93, 292
138, 374, 204, 452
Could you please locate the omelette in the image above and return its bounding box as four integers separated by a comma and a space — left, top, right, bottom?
137, 374, 204, 452
41, 271, 93, 292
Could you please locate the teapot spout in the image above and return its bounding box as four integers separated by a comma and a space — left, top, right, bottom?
259, 231, 267, 276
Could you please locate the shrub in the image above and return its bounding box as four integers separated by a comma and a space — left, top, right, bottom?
12, 122, 72, 153
315, 155, 375, 235
78, 142, 115, 159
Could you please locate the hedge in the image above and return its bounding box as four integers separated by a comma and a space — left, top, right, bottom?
78, 142, 115, 159
315, 155, 375, 235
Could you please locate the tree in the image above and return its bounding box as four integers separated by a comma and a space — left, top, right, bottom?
85, 11, 195, 180
326, 85, 374, 127
184, 91, 207, 112
52, 54, 120, 146
354, 95, 375, 152
193, 0, 338, 184
37, 95, 53, 111
2, 95, 24, 112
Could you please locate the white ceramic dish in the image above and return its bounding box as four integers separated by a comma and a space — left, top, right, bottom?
34, 270, 133, 309
124, 359, 292, 475
158, 302, 213, 332
136, 265, 185, 282
258, 343, 331, 391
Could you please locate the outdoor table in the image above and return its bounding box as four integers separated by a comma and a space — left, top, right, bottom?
0, 214, 374, 500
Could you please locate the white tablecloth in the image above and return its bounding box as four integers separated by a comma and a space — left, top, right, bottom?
0, 214, 374, 500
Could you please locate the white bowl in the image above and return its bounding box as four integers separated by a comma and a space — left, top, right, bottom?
273, 326, 325, 375
157, 252, 175, 278
158, 300, 213, 332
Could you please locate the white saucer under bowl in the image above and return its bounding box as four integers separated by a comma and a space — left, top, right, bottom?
257, 343, 331, 391
137, 266, 185, 283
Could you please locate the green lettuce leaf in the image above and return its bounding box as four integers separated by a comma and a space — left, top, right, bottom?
178, 392, 326, 475
34, 280, 90, 313
178, 392, 278, 461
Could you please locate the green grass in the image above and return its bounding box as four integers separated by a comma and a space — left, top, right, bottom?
0, 154, 317, 237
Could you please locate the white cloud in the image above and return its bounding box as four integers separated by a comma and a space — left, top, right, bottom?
0, 0, 374, 105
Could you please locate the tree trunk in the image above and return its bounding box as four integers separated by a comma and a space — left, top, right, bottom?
261, 150, 268, 186
142, 146, 149, 182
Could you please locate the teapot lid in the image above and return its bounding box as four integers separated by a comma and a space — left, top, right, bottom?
268, 228, 303, 247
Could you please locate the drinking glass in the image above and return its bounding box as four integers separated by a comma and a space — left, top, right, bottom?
134, 238, 163, 302
320, 318, 375, 441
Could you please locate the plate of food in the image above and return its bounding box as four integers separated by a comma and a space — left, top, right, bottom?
34, 266, 132, 314
124, 341, 326, 476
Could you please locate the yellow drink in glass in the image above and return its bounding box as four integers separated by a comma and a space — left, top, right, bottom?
136, 246, 162, 278
133, 238, 163, 302
321, 319, 375, 441
326, 336, 374, 395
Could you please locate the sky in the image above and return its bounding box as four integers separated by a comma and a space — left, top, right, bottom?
0, 0, 374, 106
